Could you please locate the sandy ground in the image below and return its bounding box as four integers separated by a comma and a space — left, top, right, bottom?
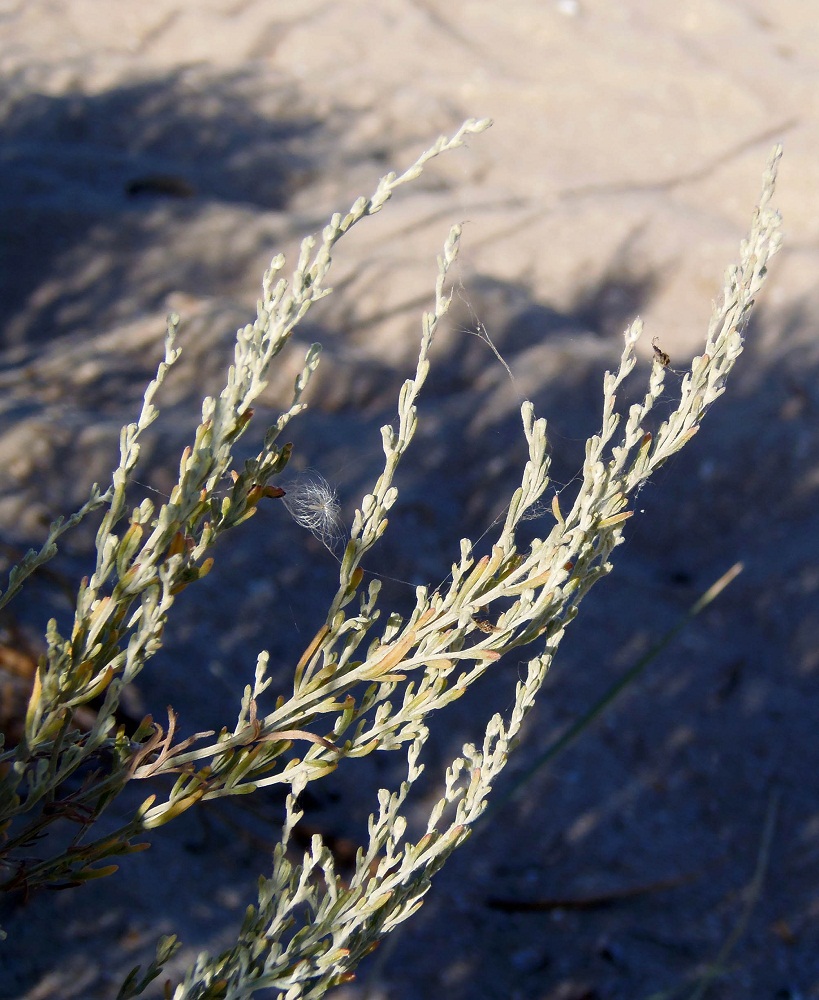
1, 2, 819, 998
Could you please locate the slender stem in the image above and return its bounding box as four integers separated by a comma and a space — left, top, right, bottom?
478, 562, 744, 829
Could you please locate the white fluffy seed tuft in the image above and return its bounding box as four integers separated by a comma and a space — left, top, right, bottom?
282, 471, 344, 552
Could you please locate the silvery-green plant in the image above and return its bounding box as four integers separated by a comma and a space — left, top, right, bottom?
0, 119, 782, 999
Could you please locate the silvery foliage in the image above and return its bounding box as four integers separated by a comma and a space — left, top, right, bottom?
0, 120, 782, 998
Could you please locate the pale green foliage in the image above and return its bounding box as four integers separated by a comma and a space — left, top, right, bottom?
0, 122, 782, 998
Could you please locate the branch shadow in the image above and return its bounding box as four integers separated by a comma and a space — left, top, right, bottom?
0, 66, 321, 350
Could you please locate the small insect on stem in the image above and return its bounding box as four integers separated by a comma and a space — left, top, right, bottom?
652, 337, 671, 367
472, 617, 501, 634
